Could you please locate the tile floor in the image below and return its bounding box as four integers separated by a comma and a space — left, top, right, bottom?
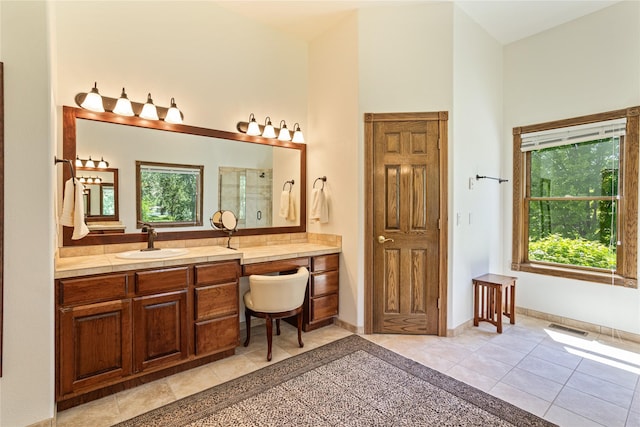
56, 314, 640, 427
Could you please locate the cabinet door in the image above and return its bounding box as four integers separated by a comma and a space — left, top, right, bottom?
133, 290, 188, 372
59, 300, 132, 397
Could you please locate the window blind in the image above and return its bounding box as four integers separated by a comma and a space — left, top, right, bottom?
521, 118, 626, 152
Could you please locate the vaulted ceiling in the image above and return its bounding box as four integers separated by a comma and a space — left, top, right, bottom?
215, 0, 620, 44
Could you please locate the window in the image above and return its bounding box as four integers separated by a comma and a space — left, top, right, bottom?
512, 107, 639, 288
136, 161, 204, 227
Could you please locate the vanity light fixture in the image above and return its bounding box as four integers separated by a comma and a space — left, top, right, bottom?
80, 82, 105, 112
112, 88, 134, 116
262, 117, 276, 138
75, 86, 186, 122
139, 93, 159, 120
246, 113, 261, 136
164, 98, 183, 124
75, 155, 109, 168
292, 123, 305, 143
277, 120, 291, 141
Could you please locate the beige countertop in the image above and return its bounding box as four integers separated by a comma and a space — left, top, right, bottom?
55, 243, 341, 279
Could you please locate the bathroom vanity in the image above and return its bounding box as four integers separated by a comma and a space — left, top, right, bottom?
54, 243, 340, 410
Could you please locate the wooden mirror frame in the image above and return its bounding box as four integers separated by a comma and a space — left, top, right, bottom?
77, 167, 119, 222
62, 106, 307, 246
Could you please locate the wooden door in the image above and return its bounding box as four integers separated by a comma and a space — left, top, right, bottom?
58, 300, 132, 396
133, 290, 188, 372
366, 112, 448, 335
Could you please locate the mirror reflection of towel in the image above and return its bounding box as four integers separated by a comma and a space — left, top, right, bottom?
310, 188, 329, 224
60, 178, 90, 240
279, 190, 289, 218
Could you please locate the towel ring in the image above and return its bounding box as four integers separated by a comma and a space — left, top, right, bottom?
283, 179, 295, 192
54, 156, 76, 186
313, 176, 327, 190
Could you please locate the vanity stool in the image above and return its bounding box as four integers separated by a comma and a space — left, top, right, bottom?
472, 273, 517, 333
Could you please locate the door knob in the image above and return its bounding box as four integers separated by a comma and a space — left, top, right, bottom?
377, 235, 394, 244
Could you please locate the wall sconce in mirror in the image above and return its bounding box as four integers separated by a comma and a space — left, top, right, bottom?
78, 176, 102, 184
237, 114, 305, 143
75, 82, 184, 123
75, 155, 109, 168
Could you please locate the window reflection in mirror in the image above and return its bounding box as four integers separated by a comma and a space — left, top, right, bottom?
77, 167, 119, 221
136, 161, 204, 227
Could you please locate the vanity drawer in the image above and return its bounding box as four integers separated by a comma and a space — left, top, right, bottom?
194, 315, 239, 355
311, 270, 339, 297
194, 282, 238, 321
312, 254, 339, 273
194, 262, 239, 286
243, 257, 309, 276
58, 274, 128, 306
135, 267, 189, 295
310, 294, 338, 322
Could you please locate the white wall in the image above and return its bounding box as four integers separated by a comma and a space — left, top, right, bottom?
308, 12, 360, 326
0, 2, 55, 426
503, 1, 640, 334
53, 1, 308, 135
357, 3, 454, 328
451, 6, 503, 328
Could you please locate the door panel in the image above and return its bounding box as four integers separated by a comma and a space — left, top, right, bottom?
372, 119, 440, 334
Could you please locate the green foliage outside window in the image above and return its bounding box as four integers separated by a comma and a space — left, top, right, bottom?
527, 138, 619, 270
140, 167, 199, 223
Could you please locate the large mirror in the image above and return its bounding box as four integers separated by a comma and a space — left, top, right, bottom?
61, 106, 306, 246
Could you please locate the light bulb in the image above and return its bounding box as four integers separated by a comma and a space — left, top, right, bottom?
85, 156, 95, 168
246, 113, 261, 135
97, 157, 108, 168
80, 82, 105, 112
292, 123, 305, 143
113, 88, 134, 116
262, 117, 276, 138
165, 97, 183, 124
75, 155, 84, 167
278, 120, 291, 141
139, 93, 159, 120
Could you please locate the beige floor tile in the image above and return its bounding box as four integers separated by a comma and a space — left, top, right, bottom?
446, 364, 498, 392
458, 352, 514, 380
554, 386, 629, 427
544, 405, 606, 427
210, 353, 261, 382
501, 368, 563, 401
489, 382, 551, 417
115, 379, 176, 421
56, 396, 121, 427
165, 364, 224, 400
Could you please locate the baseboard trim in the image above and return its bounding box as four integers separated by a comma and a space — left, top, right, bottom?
333, 317, 363, 334
516, 307, 640, 344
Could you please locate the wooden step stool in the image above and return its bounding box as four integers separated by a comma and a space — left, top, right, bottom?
472, 274, 517, 333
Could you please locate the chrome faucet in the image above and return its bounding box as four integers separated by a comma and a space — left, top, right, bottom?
141, 223, 159, 251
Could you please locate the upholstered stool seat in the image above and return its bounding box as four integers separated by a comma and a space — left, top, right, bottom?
243, 267, 309, 361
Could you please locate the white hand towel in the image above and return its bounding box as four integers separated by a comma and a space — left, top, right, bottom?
318, 189, 329, 224
60, 178, 90, 240
310, 188, 329, 224
279, 190, 290, 218
310, 188, 320, 221
286, 192, 296, 222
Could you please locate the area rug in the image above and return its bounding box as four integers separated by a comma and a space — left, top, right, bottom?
115, 335, 556, 426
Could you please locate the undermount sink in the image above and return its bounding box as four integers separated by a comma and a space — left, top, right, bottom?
115, 248, 189, 260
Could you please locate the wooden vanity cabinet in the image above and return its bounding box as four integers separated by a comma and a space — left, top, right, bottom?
193, 261, 240, 356
305, 254, 340, 331
133, 267, 189, 372
56, 260, 240, 408
57, 274, 131, 397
